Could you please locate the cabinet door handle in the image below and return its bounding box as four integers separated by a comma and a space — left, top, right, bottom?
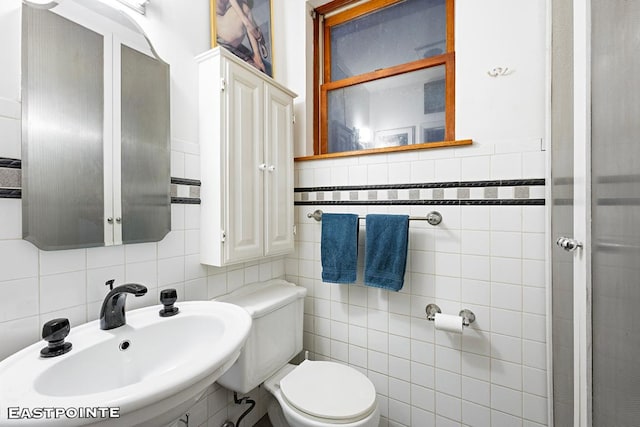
268, 165, 276, 172
258, 163, 267, 171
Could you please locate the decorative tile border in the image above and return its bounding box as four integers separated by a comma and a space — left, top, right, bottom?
0, 158, 201, 204
0, 188, 21, 199
295, 199, 545, 206
170, 177, 201, 186
294, 178, 546, 206
170, 177, 201, 204
0, 158, 22, 198
294, 179, 546, 193
0, 157, 21, 169
171, 197, 201, 205
0, 168, 20, 188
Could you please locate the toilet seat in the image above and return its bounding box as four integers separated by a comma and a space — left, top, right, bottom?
279, 360, 377, 422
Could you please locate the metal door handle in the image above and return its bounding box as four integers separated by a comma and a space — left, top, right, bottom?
556, 236, 583, 252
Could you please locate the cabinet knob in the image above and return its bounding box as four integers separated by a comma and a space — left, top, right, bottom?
258, 163, 267, 171
268, 165, 276, 172
107, 217, 114, 224
115, 217, 122, 224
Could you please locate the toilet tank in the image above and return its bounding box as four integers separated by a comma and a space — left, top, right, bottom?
215, 279, 307, 393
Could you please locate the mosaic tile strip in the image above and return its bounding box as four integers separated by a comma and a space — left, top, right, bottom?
0, 158, 22, 192
294, 178, 546, 206
0, 167, 202, 204
0, 158, 21, 169
514, 186, 530, 199
171, 197, 201, 205
295, 199, 545, 206
170, 177, 201, 186
0, 188, 21, 199
170, 178, 201, 204
0, 168, 21, 188
294, 179, 545, 193
189, 186, 201, 199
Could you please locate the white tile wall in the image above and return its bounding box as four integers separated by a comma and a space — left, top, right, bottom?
0, 196, 283, 427
0, 137, 282, 427
287, 145, 548, 427
1, 1, 550, 425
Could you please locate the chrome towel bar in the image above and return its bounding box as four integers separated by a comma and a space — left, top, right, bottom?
306, 209, 442, 226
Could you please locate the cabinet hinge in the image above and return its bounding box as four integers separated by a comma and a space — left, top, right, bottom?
221, 78, 226, 92
292, 114, 296, 124
293, 225, 297, 236
221, 230, 226, 243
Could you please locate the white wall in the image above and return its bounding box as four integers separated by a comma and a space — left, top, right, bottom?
284, 0, 550, 426
455, 0, 546, 144
0, 0, 550, 426
279, 0, 315, 156
0, 1, 284, 425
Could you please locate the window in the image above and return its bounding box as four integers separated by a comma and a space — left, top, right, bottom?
310, 0, 467, 158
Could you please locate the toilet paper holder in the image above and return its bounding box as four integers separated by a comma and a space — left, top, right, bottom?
425, 303, 476, 327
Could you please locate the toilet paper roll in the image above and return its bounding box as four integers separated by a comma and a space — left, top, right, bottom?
434, 312, 463, 333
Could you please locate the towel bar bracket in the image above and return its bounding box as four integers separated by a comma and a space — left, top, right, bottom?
425, 211, 442, 225
307, 209, 442, 225
307, 209, 323, 222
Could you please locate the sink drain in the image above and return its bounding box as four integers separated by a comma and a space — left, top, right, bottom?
119, 340, 131, 351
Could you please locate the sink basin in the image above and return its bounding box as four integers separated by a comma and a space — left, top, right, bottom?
0, 301, 252, 426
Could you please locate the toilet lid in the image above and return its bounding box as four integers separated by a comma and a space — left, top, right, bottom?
279, 360, 376, 421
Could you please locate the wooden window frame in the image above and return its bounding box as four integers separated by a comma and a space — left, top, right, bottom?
304, 0, 470, 160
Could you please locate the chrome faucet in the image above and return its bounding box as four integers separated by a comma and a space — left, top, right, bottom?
99, 280, 148, 330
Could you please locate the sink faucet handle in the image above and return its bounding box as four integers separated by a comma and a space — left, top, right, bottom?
40, 318, 72, 358
105, 279, 115, 291
159, 288, 179, 317
99, 283, 148, 330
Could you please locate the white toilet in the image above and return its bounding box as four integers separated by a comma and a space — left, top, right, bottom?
216, 280, 380, 427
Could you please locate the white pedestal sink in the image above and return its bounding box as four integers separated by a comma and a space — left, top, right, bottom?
0, 301, 252, 426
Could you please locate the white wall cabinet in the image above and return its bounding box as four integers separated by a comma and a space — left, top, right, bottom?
197, 47, 296, 267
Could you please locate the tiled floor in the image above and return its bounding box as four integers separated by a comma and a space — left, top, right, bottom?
252, 414, 272, 427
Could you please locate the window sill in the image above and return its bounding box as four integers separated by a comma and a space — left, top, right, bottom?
294, 139, 472, 162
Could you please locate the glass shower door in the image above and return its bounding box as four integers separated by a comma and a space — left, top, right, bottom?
551, 0, 575, 425
553, 1, 640, 425
591, 0, 640, 425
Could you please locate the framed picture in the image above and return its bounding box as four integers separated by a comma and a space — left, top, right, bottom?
374, 126, 415, 147
423, 78, 445, 114
420, 124, 445, 143
329, 121, 358, 153
210, 0, 274, 77
420, 116, 446, 143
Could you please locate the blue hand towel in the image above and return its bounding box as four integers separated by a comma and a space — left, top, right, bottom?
364, 214, 410, 291
321, 213, 359, 283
